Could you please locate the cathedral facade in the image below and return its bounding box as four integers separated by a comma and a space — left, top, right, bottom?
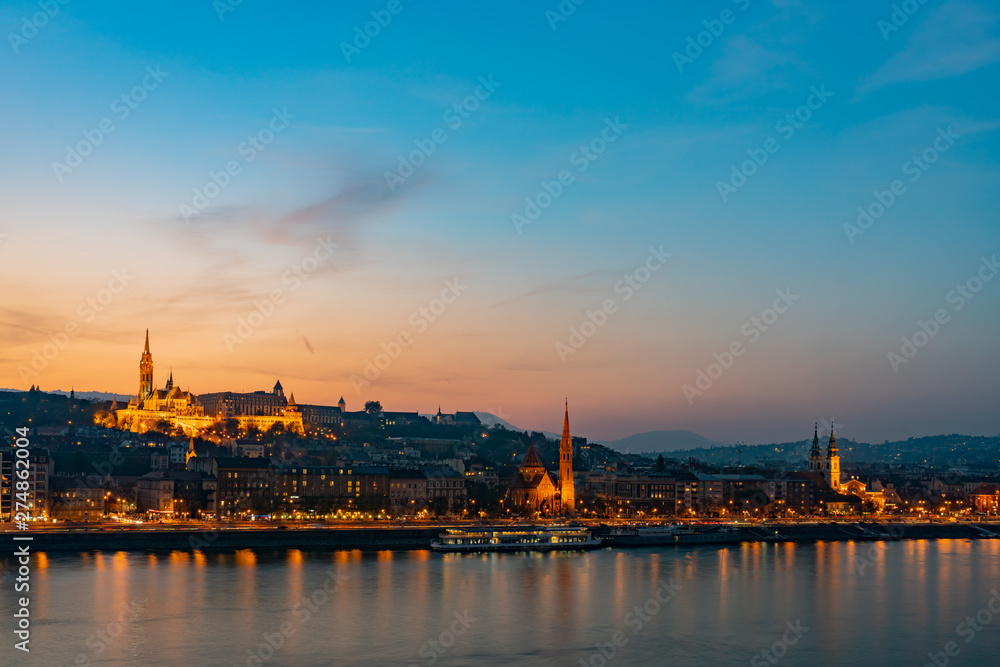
507, 402, 576, 515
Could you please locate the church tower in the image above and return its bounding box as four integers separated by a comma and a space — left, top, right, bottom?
826, 422, 841, 491
338, 396, 346, 413
139, 329, 153, 401
808, 422, 824, 472
559, 400, 575, 513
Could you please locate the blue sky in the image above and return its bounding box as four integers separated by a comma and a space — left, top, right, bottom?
1, 0, 998, 444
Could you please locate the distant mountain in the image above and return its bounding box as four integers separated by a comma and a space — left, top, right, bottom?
473, 411, 523, 431
597, 430, 722, 454
0, 388, 121, 401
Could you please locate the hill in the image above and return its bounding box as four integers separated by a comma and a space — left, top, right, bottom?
597, 430, 721, 453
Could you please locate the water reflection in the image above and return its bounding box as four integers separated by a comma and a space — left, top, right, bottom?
4, 541, 999, 667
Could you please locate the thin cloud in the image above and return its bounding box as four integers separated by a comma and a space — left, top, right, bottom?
492, 270, 617, 308
685, 36, 804, 105
859, 0, 1000, 95
297, 331, 315, 354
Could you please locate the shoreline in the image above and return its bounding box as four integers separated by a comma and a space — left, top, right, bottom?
3, 521, 999, 553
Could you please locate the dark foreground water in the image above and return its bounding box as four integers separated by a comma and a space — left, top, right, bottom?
3, 539, 999, 666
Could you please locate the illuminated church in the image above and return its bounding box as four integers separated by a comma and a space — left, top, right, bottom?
115, 330, 303, 435
114, 331, 212, 434
808, 422, 841, 491
508, 402, 576, 515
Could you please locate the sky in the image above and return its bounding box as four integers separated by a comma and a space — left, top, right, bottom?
1, 0, 998, 445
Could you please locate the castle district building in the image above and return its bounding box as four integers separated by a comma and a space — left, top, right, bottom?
113, 330, 308, 435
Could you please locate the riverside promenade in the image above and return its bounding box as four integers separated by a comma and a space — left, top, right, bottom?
3, 520, 999, 552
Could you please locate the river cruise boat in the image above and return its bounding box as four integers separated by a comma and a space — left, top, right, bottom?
606, 524, 743, 547
431, 525, 602, 552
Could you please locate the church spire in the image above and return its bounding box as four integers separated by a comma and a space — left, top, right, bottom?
139, 329, 154, 401
561, 399, 571, 444
808, 422, 823, 472
559, 398, 575, 513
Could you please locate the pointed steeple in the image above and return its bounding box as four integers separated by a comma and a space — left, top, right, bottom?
519, 443, 545, 471
288, 392, 297, 406
144, 329, 150, 354
558, 398, 575, 513
561, 400, 571, 446
825, 418, 841, 491
808, 422, 823, 472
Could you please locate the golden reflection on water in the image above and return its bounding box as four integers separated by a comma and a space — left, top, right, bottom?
235, 549, 257, 566
20, 539, 1000, 666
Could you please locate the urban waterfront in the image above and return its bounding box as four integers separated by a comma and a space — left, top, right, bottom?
4, 539, 999, 666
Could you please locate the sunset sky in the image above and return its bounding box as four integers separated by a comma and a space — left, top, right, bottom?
1, 1, 999, 444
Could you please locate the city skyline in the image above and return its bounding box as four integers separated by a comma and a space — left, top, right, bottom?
2, 1, 999, 445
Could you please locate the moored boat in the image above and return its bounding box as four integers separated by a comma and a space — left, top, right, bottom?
431, 525, 602, 552
605, 524, 744, 547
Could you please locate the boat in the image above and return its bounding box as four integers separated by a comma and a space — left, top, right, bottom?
605, 524, 683, 546
673, 525, 743, 545
605, 524, 744, 547
431, 525, 603, 552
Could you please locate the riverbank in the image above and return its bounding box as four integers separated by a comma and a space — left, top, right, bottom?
4, 521, 1000, 552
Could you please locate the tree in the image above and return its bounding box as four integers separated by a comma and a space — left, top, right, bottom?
428, 496, 450, 517
654, 455, 666, 473
222, 418, 240, 438
364, 400, 383, 416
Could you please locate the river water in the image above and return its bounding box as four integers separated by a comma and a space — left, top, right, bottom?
3, 539, 999, 666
